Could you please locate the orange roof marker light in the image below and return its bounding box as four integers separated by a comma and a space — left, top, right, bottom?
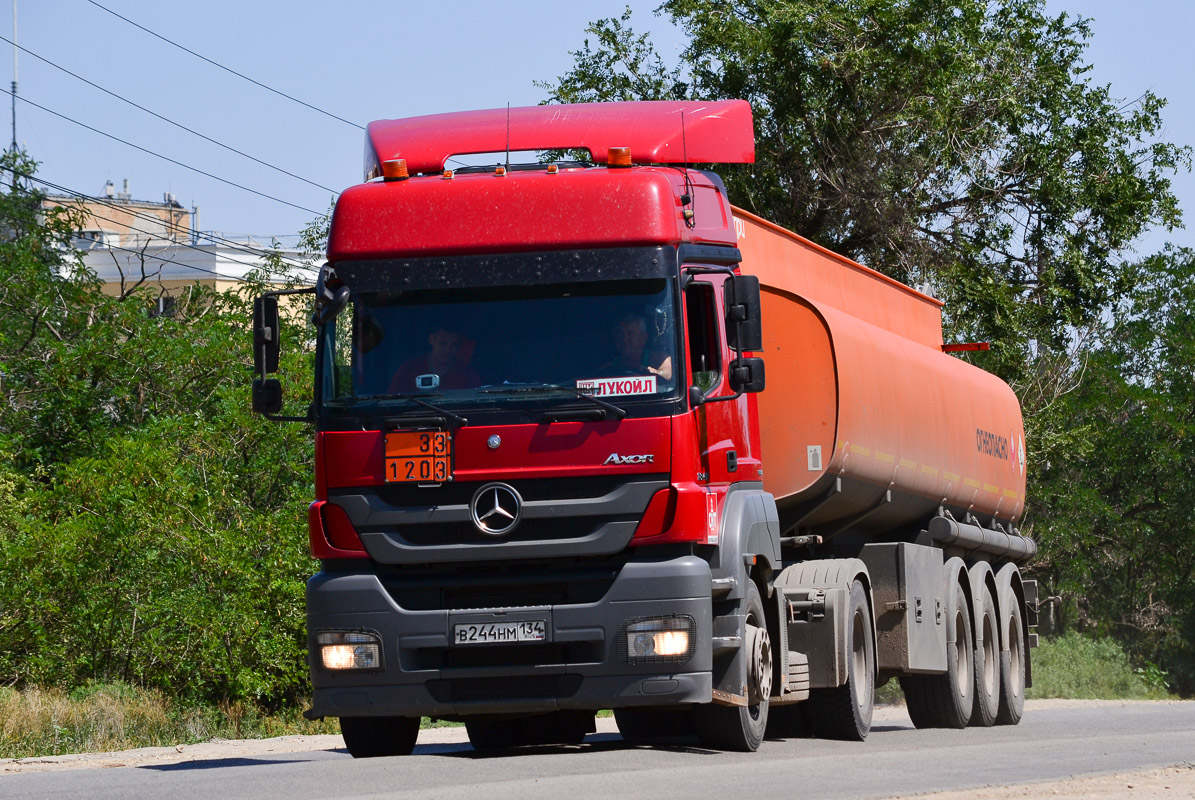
442, 169, 454, 180
381, 159, 409, 182
546, 163, 559, 174
607, 146, 632, 168
494, 165, 507, 177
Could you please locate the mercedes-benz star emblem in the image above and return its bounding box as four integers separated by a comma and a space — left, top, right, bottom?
470, 482, 522, 536
487, 434, 502, 450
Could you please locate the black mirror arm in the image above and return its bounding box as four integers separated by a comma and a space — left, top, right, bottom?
701, 388, 745, 406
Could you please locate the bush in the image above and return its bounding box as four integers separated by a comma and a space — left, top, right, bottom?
1027, 632, 1172, 700
0, 390, 315, 707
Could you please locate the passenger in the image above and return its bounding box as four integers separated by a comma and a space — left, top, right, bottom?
389, 326, 481, 392
600, 313, 673, 380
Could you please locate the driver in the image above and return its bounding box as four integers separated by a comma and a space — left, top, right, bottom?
389, 325, 481, 392
601, 313, 672, 380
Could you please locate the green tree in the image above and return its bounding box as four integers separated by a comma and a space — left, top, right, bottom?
0, 152, 320, 705
1033, 247, 1195, 692
540, 0, 1189, 375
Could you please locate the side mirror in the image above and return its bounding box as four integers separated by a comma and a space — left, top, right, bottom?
252, 378, 283, 414
689, 385, 706, 407
253, 295, 280, 375
724, 275, 763, 352
728, 357, 765, 393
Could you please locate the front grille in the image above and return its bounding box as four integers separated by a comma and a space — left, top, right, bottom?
331, 473, 667, 563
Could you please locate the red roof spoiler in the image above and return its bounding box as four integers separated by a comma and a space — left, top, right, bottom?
364, 100, 754, 178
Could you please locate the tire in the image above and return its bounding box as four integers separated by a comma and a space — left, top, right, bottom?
969, 584, 1000, 727
614, 707, 693, 744
995, 601, 1026, 725
807, 580, 875, 741
900, 580, 973, 728
340, 716, 420, 758
694, 580, 771, 752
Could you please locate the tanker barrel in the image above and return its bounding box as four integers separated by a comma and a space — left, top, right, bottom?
927, 516, 1038, 563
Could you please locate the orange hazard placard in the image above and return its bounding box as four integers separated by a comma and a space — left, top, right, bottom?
384, 431, 452, 483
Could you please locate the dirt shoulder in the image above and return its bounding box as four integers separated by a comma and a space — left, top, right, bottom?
888, 763, 1195, 799
1, 699, 1188, 781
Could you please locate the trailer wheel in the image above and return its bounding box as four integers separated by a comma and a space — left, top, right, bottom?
614, 707, 693, 744
694, 580, 770, 752
340, 716, 420, 758
808, 579, 875, 741
900, 580, 973, 728
995, 602, 1026, 725
969, 584, 1001, 727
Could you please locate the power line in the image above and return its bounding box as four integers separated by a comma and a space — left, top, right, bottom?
1, 86, 325, 216
25, 172, 315, 271
84, 0, 363, 131
0, 33, 339, 195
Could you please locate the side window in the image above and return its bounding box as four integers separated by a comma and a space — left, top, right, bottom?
685, 281, 722, 393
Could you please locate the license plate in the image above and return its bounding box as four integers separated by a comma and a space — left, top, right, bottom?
454, 620, 547, 645
385, 430, 452, 483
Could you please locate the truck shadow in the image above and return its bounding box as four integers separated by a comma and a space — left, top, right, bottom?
142, 757, 311, 771
427, 732, 722, 758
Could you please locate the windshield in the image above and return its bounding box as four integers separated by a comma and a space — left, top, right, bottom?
319, 277, 679, 418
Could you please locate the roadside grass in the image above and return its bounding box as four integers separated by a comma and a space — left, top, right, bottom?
0, 683, 338, 760
876, 630, 1174, 705
2, 633, 1172, 759
1026, 632, 1172, 700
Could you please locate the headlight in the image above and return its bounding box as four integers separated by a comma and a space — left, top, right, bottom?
621, 616, 696, 664
317, 630, 382, 671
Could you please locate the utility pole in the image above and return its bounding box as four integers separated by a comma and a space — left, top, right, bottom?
10, 0, 16, 153
9, 0, 16, 192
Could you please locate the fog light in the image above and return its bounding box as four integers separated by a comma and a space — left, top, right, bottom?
623, 616, 695, 663
317, 631, 382, 671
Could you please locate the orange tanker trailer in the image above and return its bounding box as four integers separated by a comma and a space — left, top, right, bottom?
737, 209, 1029, 548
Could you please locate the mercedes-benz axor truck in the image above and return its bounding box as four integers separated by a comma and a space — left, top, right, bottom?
251, 100, 1038, 756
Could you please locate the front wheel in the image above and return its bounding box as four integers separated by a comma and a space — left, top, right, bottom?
694, 580, 771, 751
808, 579, 875, 741
340, 716, 420, 758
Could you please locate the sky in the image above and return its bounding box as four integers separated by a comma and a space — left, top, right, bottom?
6, 1, 1192, 256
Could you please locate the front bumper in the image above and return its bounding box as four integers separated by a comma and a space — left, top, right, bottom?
307, 554, 712, 718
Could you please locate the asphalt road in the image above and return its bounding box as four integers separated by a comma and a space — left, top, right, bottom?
4, 702, 1194, 799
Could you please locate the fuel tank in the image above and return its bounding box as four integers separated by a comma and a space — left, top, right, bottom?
734, 209, 1026, 534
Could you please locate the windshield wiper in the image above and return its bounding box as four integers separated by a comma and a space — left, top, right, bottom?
338, 393, 468, 427
479, 382, 626, 420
